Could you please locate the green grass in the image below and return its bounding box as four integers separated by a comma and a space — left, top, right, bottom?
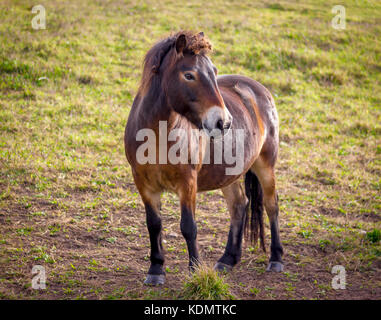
181, 264, 235, 300
0, 0, 380, 300
366, 229, 381, 244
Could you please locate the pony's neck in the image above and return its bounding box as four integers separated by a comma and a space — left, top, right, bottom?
137, 78, 177, 130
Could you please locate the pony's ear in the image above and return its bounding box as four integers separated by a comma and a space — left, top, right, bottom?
150, 39, 174, 73
175, 34, 186, 54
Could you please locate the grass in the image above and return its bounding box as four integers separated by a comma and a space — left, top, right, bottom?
0, 0, 380, 299
181, 263, 235, 300
366, 229, 381, 244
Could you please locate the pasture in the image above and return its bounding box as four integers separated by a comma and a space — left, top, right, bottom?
0, 0, 380, 299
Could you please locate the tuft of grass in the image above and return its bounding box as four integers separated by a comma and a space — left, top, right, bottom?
366, 229, 381, 244
297, 230, 313, 239
181, 263, 235, 300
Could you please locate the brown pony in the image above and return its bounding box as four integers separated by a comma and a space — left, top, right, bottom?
124, 31, 283, 285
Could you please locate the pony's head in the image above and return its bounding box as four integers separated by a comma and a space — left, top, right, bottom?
140, 31, 232, 133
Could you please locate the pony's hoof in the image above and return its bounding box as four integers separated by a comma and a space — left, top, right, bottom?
266, 261, 284, 272
214, 262, 233, 273
144, 274, 165, 286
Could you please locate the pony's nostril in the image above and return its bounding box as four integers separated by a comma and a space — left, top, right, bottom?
216, 119, 224, 130
224, 121, 232, 130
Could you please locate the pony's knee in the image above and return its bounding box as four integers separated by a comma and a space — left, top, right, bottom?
231, 201, 247, 224
252, 157, 276, 195
222, 182, 248, 223
145, 205, 162, 232
180, 207, 197, 240
180, 220, 197, 240
263, 193, 279, 221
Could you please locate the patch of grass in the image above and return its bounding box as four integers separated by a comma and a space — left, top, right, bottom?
366, 229, 381, 244
89, 259, 99, 266
31, 246, 56, 264
16, 227, 32, 236
318, 239, 332, 251
30, 211, 46, 217
249, 287, 260, 296
181, 263, 235, 300
106, 237, 117, 243
105, 287, 125, 300
48, 224, 61, 236
297, 230, 313, 239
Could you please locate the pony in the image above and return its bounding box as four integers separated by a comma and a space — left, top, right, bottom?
124, 31, 283, 285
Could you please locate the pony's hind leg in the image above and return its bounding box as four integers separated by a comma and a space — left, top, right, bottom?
141, 191, 166, 285
214, 181, 248, 272
252, 157, 284, 272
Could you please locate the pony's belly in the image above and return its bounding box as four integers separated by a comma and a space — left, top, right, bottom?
197, 134, 260, 191
197, 166, 242, 191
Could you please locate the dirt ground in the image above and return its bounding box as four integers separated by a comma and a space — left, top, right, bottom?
1, 179, 379, 300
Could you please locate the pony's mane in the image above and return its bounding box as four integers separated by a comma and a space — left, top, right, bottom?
139, 31, 212, 94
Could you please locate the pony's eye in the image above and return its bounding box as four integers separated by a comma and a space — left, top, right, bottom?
184, 73, 195, 81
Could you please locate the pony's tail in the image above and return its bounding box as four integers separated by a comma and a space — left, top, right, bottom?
244, 170, 266, 252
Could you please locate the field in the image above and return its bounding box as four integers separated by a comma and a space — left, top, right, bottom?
0, 0, 380, 300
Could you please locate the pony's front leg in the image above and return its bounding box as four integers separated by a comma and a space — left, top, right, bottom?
142, 192, 166, 285
179, 180, 200, 271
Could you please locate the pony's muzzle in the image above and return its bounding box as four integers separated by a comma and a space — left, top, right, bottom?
202, 106, 233, 136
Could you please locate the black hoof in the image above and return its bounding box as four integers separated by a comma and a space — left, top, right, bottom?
144, 274, 165, 286
213, 262, 233, 273
266, 261, 284, 272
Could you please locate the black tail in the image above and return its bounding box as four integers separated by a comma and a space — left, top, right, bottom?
244, 170, 266, 252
